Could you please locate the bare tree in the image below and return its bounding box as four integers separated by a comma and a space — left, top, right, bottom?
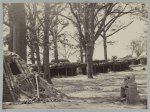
131, 3, 148, 22
99, 3, 134, 62
26, 3, 42, 72
43, 3, 52, 83
72, 33, 85, 63
59, 35, 79, 60
60, 3, 105, 78
128, 39, 146, 57
127, 3, 147, 57
61, 3, 130, 78
49, 6, 69, 63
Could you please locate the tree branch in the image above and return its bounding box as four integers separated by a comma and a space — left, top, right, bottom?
59, 14, 77, 25
69, 3, 85, 47
106, 21, 133, 38
105, 8, 133, 32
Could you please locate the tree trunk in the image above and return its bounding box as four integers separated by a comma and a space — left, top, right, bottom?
28, 3, 41, 73
84, 4, 94, 78
11, 3, 27, 61
8, 5, 13, 52
83, 47, 87, 63
86, 45, 94, 78
79, 44, 83, 63
30, 47, 35, 64
35, 43, 41, 73
53, 37, 59, 63
43, 4, 52, 84
33, 31, 42, 73
131, 48, 134, 56
103, 38, 108, 62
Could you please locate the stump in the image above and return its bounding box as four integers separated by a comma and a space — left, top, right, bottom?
125, 83, 140, 104
121, 74, 140, 104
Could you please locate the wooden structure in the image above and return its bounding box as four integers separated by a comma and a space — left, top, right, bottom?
3, 51, 37, 102
3, 51, 68, 102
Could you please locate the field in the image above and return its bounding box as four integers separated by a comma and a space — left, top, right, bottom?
3, 65, 147, 109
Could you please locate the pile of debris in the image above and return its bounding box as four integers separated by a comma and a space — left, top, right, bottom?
3, 51, 68, 103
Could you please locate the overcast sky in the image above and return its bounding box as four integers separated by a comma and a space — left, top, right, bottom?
3, 3, 148, 63
67, 15, 147, 62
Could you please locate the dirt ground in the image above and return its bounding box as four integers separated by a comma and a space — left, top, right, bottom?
3, 65, 147, 109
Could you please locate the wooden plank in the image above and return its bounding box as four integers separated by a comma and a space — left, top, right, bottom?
19, 59, 30, 74
4, 63, 14, 88
15, 59, 35, 90
3, 69, 16, 102
15, 59, 25, 75
35, 74, 40, 98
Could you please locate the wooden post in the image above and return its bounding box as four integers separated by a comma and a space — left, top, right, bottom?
35, 74, 40, 99
71, 67, 73, 76
57, 68, 60, 77
120, 64, 121, 71
94, 66, 96, 74
103, 65, 104, 73
65, 67, 67, 77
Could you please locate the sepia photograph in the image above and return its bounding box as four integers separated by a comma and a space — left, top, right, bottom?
2, 2, 148, 109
